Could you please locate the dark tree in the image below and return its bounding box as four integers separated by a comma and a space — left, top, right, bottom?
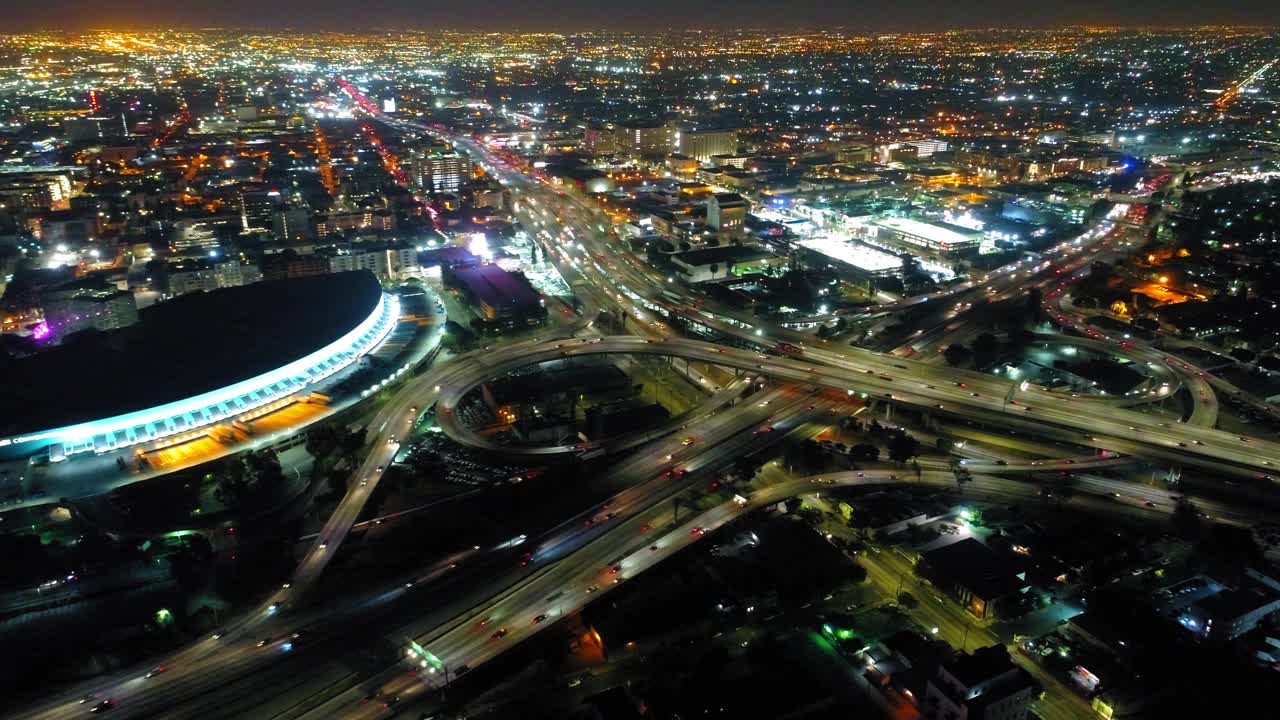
943, 343, 971, 367
887, 432, 920, 464
850, 443, 880, 462
306, 424, 340, 460
1172, 498, 1201, 538
1025, 287, 1045, 324
1007, 326, 1034, 349
972, 332, 999, 367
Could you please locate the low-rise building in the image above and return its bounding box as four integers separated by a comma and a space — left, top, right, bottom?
40, 282, 139, 337
874, 217, 983, 255
923, 645, 1034, 720
329, 246, 420, 279
443, 263, 546, 328
1170, 569, 1280, 642
669, 245, 780, 283
706, 192, 748, 238
918, 538, 1029, 619
167, 259, 259, 297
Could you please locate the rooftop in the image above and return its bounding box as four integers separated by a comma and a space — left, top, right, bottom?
921, 537, 1026, 600
446, 263, 541, 310
946, 645, 1017, 689
798, 236, 902, 272
875, 216, 983, 247
671, 245, 774, 268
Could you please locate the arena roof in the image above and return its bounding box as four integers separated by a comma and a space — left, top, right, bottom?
0, 271, 383, 438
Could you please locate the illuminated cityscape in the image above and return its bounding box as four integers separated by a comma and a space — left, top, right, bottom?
0, 19, 1279, 720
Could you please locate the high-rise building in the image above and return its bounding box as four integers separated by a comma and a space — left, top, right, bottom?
0, 173, 73, 214
260, 251, 331, 280
406, 147, 472, 194
583, 125, 620, 156
329, 247, 420, 279
677, 129, 738, 162
170, 215, 239, 255
615, 122, 676, 157
905, 139, 950, 158
238, 187, 278, 233
272, 206, 314, 242
314, 210, 396, 239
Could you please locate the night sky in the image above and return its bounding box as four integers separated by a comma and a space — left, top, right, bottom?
5, 0, 1276, 32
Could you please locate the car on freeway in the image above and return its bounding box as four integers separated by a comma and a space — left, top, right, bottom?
691, 527, 707, 537
144, 666, 166, 678
586, 585, 600, 593
609, 564, 621, 574
90, 700, 115, 713
257, 637, 272, 647
79, 694, 97, 704
491, 627, 509, 639
532, 614, 548, 624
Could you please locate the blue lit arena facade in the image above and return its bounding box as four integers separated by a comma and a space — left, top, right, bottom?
0, 272, 399, 462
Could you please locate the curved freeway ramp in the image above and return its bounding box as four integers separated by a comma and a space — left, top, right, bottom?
430, 336, 1278, 478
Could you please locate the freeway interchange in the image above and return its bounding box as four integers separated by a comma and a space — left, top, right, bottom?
427, 334, 1278, 477
9, 81, 1280, 719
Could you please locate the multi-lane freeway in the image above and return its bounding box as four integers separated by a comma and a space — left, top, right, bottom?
423, 334, 1279, 478
10, 79, 1276, 719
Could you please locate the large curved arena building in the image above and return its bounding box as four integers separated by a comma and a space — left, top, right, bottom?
0, 271, 399, 461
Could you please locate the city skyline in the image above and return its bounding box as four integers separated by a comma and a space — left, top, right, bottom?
0, 19, 1277, 720
2, 0, 1278, 32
